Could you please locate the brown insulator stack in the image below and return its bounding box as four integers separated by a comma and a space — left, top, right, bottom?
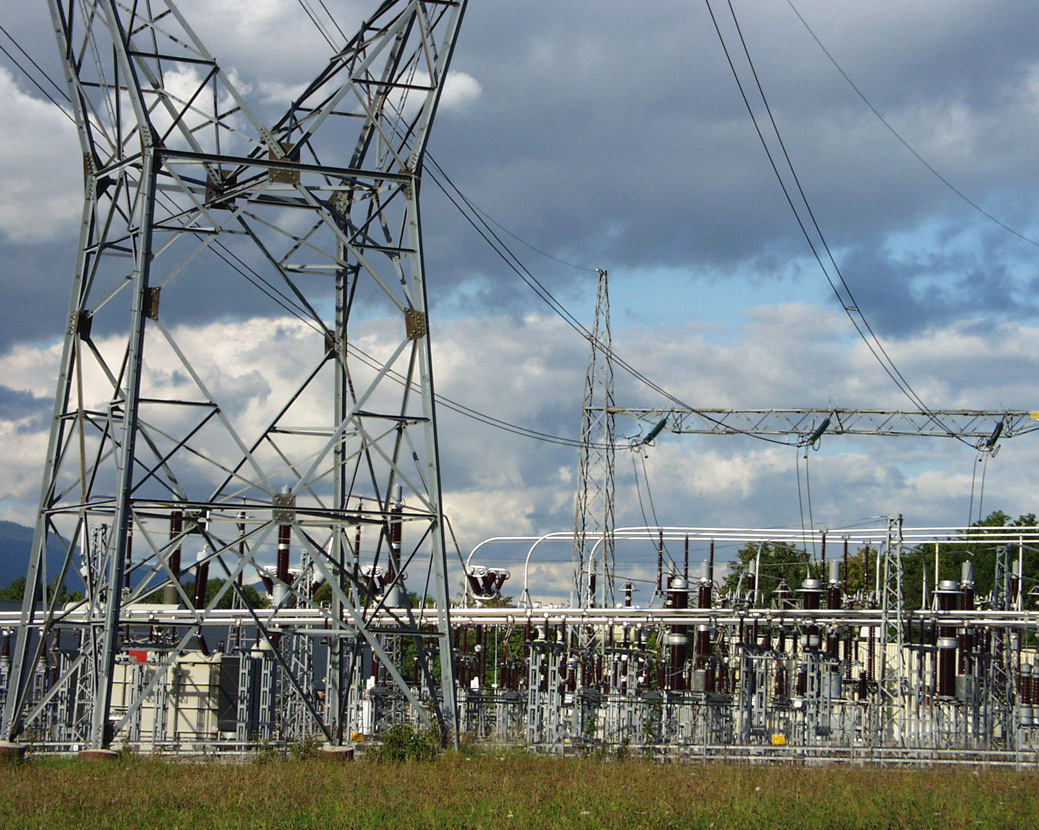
698, 577, 712, 610
867, 626, 876, 683
935, 580, 960, 698
694, 566, 713, 673
795, 664, 808, 698
715, 636, 730, 694
163, 511, 183, 605
277, 524, 291, 584
827, 559, 843, 611
695, 626, 712, 668
773, 663, 787, 698
825, 630, 840, 657
801, 580, 822, 611
799, 579, 824, 651
193, 555, 210, 609
666, 575, 689, 691
1030, 665, 1039, 716
960, 561, 975, 681
958, 630, 972, 676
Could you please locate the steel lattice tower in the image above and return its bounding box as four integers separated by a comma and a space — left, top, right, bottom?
573, 269, 616, 608
2, 0, 467, 751
877, 514, 907, 746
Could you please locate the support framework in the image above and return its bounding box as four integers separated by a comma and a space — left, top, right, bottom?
573, 269, 616, 608
3, 0, 467, 750
618, 409, 1038, 446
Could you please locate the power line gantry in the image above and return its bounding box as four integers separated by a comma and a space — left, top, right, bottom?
623, 408, 1038, 449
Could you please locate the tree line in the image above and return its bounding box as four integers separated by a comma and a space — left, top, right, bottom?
724, 510, 1038, 609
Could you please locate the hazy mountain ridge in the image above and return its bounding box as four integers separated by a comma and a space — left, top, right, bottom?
0, 519, 73, 588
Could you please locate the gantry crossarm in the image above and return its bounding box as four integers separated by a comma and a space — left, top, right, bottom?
616, 408, 1039, 447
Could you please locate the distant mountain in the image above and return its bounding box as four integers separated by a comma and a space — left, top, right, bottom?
0, 519, 79, 590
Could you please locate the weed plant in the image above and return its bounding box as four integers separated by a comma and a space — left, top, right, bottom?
1, 751, 1037, 829
374, 723, 441, 762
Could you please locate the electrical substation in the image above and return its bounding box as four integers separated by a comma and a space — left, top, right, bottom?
4, 0, 1039, 765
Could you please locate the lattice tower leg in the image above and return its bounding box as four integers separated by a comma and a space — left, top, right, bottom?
3, 0, 468, 752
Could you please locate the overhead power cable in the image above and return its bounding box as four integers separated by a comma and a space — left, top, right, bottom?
784, 2, 1035, 535
705, 0, 974, 452
0, 24, 74, 121
785, 0, 1039, 251
424, 154, 797, 448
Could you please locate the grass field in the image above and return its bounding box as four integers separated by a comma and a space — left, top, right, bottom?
1, 750, 1037, 829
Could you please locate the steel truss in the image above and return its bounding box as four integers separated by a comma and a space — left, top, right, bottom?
619, 408, 1038, 446
573, 269, 615, 608
3, 0, 468, 752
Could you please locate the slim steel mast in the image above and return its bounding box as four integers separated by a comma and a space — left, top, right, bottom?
3, 0, 467, 751
573, 269, 616, 608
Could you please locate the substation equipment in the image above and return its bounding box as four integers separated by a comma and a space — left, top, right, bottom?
6, 519, 1039, 762
460, 520, 1039, 762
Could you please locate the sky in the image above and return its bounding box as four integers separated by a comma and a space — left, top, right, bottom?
3, 1, 1039, 603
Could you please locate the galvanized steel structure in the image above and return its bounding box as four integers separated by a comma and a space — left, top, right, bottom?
2, 0, 468, 753
6, 520, 1039, 761
4, 1, 1039, 765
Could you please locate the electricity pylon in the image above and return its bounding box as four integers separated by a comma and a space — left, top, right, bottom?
3, 0, 467, 751
573, 269, 616, 607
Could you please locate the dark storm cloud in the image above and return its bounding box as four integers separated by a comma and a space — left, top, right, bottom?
830, 219, 1039, 336
0, 385, 49, 425
4, 1, 1039, 355
427, 0, 1039, 322
0, 243, 75, 348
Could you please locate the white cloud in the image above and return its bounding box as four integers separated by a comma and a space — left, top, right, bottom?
440, 72, 482, 111
2, 305, 1039, 603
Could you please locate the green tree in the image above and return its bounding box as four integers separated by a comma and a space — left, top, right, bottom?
0, 576, 26, 601
901, 510, 1039, 610
0, 576, 83, 604
144, 577, 267, 609
724, 542, 819, 606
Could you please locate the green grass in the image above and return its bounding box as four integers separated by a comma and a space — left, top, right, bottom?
1, 752, 1037, 829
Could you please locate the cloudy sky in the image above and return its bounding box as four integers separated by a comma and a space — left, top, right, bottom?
3, 1, 1039, 601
